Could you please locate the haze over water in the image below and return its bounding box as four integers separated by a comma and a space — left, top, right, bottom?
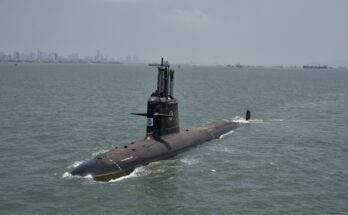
0, 63, 347, 214
1, 0, 348, 66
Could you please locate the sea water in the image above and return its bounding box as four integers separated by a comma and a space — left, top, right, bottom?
0, 63, 347, 214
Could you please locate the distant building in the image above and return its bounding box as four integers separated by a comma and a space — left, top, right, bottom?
303, 65, 327, 69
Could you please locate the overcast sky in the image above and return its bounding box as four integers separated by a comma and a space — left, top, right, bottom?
1, 0, 347, 66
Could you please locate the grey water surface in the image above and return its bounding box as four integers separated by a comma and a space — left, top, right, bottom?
0, 63, 347, 214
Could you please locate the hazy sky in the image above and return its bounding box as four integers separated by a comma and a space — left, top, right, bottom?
1, 0, 347, 66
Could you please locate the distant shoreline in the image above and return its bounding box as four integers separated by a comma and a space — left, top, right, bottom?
0, 61, 148, 66
1, 62, 347, 70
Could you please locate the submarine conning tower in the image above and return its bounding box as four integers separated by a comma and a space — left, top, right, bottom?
132, 58, 179, 139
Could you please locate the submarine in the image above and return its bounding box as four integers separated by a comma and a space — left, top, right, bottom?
71, 58, 250, 181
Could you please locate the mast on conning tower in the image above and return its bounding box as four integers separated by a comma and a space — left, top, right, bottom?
152, 57, 175, 98
133, 58, 180, 139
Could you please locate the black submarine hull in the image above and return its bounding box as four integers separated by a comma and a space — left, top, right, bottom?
70, 58, 250, 181
71, 121, 238, 181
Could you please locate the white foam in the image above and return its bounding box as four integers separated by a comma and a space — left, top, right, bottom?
109, 166, 150, 183
66, 148, 108, 172
232, 116, 249, 123
180, 157, 199, 165
248, 119, 263, 123
67, 148, 106, 170
270, 119, 284, 122
68, 160, 84, 169
62, 172, 71, 178
232, 116, 263, 124
219, 130, 235, 139
62, 171, 93, 180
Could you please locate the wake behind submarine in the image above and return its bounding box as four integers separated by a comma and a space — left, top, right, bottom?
71, 58, 251, 181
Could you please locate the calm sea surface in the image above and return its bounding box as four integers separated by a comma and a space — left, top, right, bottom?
0, 63, 347, 214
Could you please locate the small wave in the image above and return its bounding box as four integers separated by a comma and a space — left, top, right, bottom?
62, 171, 93, 180
63, 160, 92, 181
248, 119, 263, 123
210, 145, 236, 154
62, 171, 71, 178
219, 130, 235, 139
269, 162, 277, 166
67, 148, 108, 170
66, 148, 108, 172
270, 119, 284, 122
232, 116, 249, 123
109, 166, 150, 183
180, 157, 199, 165
67, 160, 84, 169
232, 116, 263, 124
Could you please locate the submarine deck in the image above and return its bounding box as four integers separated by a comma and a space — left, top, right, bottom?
99, 121, 238, 169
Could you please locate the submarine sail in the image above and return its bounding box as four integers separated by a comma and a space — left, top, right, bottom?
133, 58, 179, 139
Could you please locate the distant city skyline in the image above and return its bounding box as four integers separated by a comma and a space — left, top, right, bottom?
0, 49, 143, 64
1, 0, 347, 66
1, 49, 345, 69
